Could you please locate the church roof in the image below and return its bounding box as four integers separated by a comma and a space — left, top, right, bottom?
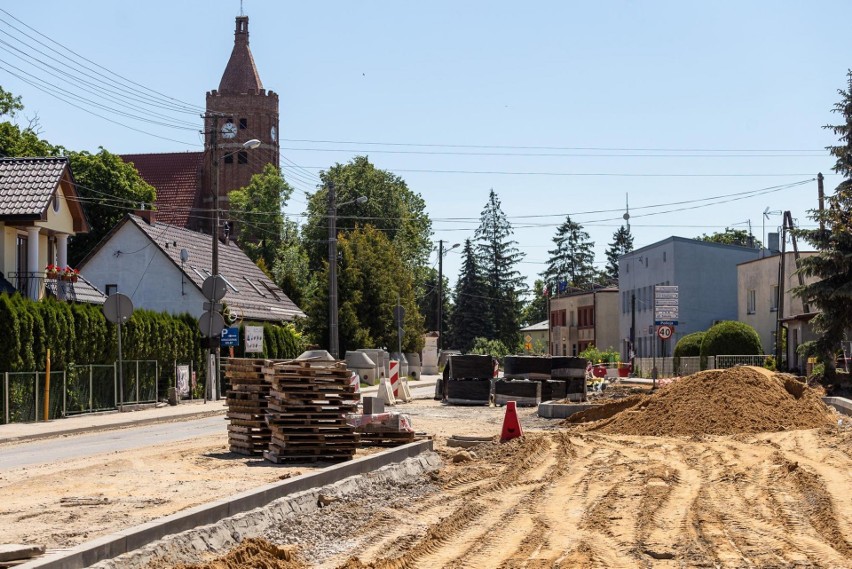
120, 152, 204, 228
218, 16, 264, 94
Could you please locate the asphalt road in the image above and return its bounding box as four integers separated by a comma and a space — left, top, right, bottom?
0, 415, 226, 470
0, 383, 438, 470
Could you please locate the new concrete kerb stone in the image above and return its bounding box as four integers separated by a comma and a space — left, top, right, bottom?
20, 440, 433, 569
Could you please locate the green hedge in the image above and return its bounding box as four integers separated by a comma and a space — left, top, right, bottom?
0, 294, 305, 380
699, 321, 762, 366
673, 331, 705, 372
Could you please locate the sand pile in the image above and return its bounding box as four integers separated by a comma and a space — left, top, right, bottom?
175, 538, 305, 569
567, 366, 835, 436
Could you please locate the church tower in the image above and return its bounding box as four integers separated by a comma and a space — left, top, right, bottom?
201, 15, 279, 230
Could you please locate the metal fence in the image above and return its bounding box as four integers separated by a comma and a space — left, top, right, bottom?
631, 354, 781, 379
2, 360, 159, 424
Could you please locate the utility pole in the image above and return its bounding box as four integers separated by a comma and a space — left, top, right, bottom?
630, 293, 636, 371
328, 181, 339, 359
437, 239, 444, 350
209, 114, 219, 400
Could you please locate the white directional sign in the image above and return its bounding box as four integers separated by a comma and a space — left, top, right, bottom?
654, 284, 679, 325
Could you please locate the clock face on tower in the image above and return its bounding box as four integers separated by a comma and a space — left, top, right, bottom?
221, 122, 237, 139
270, 126, 277, 141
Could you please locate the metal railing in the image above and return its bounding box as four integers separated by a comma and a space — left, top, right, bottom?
7, 271, 77, 301
632, 354, 783, 379
2, 360, 159, 424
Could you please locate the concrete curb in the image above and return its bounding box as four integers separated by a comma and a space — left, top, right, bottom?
20, 439, 433, 569
824, 396, 852, 416
537, 401, 595, 419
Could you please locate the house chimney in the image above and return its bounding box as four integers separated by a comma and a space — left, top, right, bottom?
134, 209, 157, 225
767, 232, 780, 253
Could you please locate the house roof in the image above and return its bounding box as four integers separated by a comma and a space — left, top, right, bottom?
521, 320, 549, 332
120, 152, 203, 229
0, 158, 89, 232
218, 16, 263, 94
94, 214, 304, 322
624, 235, 760, 257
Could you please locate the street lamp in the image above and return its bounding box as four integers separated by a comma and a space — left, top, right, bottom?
327, 181, 367, 359
437, 240, 460, 351
208, 133, 261, 400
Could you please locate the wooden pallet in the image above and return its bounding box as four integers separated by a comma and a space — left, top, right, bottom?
263, 359, 361, 462
224, 358, 276, 455
359, 431, 417, 447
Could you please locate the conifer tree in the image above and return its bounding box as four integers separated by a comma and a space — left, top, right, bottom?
793, 70, 852, 379
473, 190, 525, 350
604, 225, 634, 280
449, 239, 490, 352
541, 215, 597, 291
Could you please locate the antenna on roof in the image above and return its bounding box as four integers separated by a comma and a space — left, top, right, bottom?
239, 0, 244, 16
622, 193, 630, 231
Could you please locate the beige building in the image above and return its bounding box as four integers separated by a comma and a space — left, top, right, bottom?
520, 320, 548, 354
737, 252, 817, 370
0, 157, 104, 304
549, 286, 619, 357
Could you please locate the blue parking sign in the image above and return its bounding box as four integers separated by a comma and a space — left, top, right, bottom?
220, 326, 239, 347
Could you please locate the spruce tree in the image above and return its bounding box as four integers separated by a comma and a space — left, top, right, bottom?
793, 70, 852, 378
449, 239, 491, 352
604, 225, 634, 280
473, 190, 526, 350
541, 215, 597, 291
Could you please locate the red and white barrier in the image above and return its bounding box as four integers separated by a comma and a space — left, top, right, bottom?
390, 360, 410, 402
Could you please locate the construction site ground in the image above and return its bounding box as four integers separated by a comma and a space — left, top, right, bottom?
4, 370, 852, 568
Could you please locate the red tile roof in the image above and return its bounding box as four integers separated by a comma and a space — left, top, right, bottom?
120, 152, 204, 229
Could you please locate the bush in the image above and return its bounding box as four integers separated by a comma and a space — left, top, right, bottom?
699, 321, 762, 367
673, 331, 704, 372
579, 345, 620, 364
469, 337, 510, 359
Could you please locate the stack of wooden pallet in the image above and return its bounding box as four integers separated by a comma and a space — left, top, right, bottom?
348, 412, 416, 447
223, 358, 272, 456
263, 360, 360, 463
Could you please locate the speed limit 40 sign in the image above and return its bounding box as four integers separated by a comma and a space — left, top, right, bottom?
657, 325, 674, 340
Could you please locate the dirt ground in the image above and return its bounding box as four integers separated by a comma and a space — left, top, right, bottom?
5, 369, 852, 568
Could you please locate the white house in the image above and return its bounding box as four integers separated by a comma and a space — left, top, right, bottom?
79, 213, 304, 322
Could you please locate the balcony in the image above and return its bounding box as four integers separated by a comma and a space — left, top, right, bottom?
7, 272, 77, 302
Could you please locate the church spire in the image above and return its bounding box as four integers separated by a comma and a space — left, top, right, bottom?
218, 16, 263, 94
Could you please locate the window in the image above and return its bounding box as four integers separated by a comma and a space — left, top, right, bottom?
747, 289, 756, 314
105, 284, 118, 296
770, 285, 779, 312
578, 306, 594, 328
239, 118, 247, 129
663, 251, 667, 262
224, 154, 234, 164
237, 151, 248, 164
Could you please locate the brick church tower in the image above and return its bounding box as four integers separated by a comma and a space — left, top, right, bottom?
200, 15, 279, 230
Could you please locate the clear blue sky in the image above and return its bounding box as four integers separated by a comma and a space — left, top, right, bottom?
2, 1, 848, 294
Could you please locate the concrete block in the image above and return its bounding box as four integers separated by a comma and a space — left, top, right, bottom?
824, 396, 852, 416
537, 402, 595, 419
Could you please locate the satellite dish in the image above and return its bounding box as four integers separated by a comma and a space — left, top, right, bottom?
180, 248, 189, 263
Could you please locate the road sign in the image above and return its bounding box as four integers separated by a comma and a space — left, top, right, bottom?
524, 334, 533, 343
245, 326, 264, 352
655, 320, 678, 326
198, 311, 225, 338
220, 326, 239, 347
201, 275, 227, 301
103, 293, 133, 324
657, 325, 674, 340
393, 305, 405, 327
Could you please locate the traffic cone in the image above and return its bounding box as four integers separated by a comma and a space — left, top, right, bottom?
500, 400, 523, 442
378, 375, 396, 406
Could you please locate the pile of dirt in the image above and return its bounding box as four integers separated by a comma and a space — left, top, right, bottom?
174, 538, 305, 569
570, 366, 835, 436
564, 395, 647, 424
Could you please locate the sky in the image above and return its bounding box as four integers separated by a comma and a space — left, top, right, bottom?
1, 1, 849, 295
